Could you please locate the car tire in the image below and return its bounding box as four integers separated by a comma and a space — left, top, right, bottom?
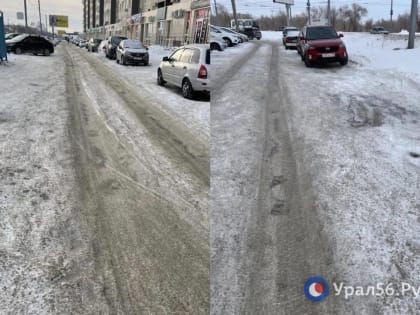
44, 49, 50, 56
339, 57, 348, 66
15, 47, 22, 55
157, 69, 166, 86
224, 38, 232, 47
210, 43, 221, 51
304, 54, 313, 67
182, 79, 194, 99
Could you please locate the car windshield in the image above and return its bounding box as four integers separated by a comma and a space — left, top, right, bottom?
306, 27, 338, 40
111, 37, 126, 45
123, 41, 144, 49
8, 34, 28, 42
95, 39, 102, 43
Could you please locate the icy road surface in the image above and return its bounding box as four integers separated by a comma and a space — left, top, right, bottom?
0, 43, 209, 314
211, 33, 420, 314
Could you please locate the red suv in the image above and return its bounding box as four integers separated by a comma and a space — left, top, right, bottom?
297, 25, 348, 67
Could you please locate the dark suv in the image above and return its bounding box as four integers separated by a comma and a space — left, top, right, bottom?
239, 27, 261, 40
105, 36, 128, 59
297, 25, 348, 67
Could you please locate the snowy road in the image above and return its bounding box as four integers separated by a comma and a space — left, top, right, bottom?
1, 44, 209, 314
212, 36, 420, 314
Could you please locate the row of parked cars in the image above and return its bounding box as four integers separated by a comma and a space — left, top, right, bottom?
210, 25, 261, 51
282, 25, 349, 67
72, 35, 208, 99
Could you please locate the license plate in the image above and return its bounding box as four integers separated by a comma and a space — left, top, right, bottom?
134, 57, 143, 60
322, 53, 335, 58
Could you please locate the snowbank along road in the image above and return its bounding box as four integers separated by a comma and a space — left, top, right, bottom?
211, 37, 420, 314
0, 43, 209, 314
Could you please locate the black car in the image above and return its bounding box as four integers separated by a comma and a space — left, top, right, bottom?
105, 36, 128, 59
239, 27, 261, 40
87, 38, 102, 52
6, 34, 54, 56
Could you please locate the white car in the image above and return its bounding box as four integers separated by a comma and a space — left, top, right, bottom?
210, 25, 240, 47
210, 32, 227, 51
157, 44, 210, 99
116, 39, 149, 66
218, 27, 249, 42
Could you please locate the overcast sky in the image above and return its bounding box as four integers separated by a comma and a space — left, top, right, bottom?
1, 0, 83, 32
214, 0, 414, 22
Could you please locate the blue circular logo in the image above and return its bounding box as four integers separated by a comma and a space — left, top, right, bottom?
304, 276, 330, 302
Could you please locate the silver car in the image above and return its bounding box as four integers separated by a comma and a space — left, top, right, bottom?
157, 44, 210, 99
116, 39, 149, 66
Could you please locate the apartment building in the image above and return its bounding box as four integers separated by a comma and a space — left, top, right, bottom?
83, 0, 209, 46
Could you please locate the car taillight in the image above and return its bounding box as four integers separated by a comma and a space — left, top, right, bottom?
198, 65, 207, 79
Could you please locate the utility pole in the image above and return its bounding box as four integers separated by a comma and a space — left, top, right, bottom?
213, 0, 218, 26
307, 0, 311, 25
38, 0, 42, 33
24, 0, 28, 32
390, 0, 393, 27
327, 0, 331, 26
407, 0, 417, 49
231, 0, 238, 31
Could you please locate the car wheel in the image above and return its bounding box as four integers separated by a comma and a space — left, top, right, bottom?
44, 49, 51, 56
182, 79, 194, 99
15, 47, 22, 55
339, 57, 348, 66
157, 69, 166, 86
304, 54, 313, 67
210, 43, 221, 51
224, 38, 232, 47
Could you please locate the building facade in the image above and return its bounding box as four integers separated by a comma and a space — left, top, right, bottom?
83, 0, 209, 46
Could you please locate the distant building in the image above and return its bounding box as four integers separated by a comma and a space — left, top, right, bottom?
83, 0, 209, 46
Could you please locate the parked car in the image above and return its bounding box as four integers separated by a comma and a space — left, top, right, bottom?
283, 30, 300, 49
5, 34, 54, 56
210, 25, 240, 47
297, 25, 348, 67
157, 44, 210, 99
238, 27, 261, 40
282, 26, 299, 38
218, 26, 248, 42
370, 26, 389, 34
87, 38, 103, 52
5, 33, 20, 40
78, 39, 88, 48
210, 31, 227, 51
116, 39, 149, 66
105, 35, 128, 59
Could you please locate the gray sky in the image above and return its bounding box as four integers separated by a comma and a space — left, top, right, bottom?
1, 0, 83, 32
214, 0, 414, 22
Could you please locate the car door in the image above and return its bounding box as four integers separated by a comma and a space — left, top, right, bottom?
176, 48, 193, 85
20, 36, 34, 53
162, 48, 184, 85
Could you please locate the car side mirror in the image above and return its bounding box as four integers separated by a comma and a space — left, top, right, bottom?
162, 56, 169, 61
339, 33, 344, 37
